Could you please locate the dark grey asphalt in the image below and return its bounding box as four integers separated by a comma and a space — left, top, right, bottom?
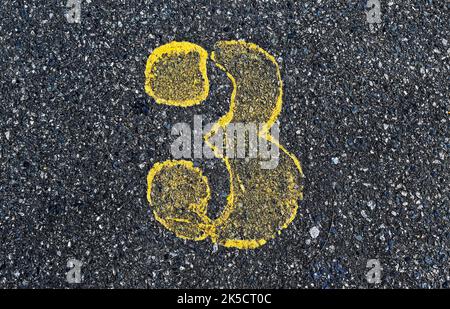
0, 0, 449, 288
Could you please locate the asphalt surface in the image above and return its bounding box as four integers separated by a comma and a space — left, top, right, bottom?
0, 0, 449, 288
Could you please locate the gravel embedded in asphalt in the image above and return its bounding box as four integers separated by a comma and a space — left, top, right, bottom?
0, 0, 449, 288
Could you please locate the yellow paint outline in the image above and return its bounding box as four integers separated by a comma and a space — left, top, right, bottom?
206, 40, 304, 249
144, 41, 210, 106
147, 160, 216, 241
145, 40, 304, 250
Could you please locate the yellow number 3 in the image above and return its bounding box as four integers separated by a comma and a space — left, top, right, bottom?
145, 40, 304, 249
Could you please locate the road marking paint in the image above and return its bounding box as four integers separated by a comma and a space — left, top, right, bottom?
146, 41, 304, 249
